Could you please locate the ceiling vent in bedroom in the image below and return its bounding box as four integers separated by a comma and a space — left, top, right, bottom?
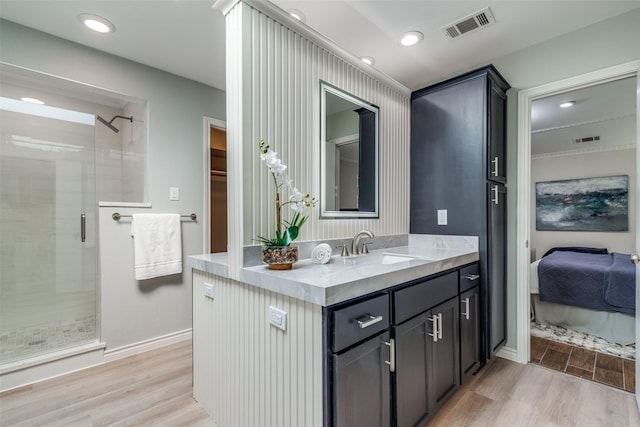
573, 136, 600, 144
441, 7, 496, 39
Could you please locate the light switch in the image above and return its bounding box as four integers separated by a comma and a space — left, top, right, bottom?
437, 209, 448, 225
169, 187, 179, 201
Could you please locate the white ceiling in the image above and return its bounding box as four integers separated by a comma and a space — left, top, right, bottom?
0, 0, 637, 134
0, 1, 227, 91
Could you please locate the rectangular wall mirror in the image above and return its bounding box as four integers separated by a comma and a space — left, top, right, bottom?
320, 81, 379, 218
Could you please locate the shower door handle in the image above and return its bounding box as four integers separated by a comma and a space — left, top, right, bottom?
80, 213, 86, 243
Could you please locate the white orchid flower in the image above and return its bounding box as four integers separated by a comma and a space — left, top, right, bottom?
270, 162, 287, 175
260, 149, 278, 164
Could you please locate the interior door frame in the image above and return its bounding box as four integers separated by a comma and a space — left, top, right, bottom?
203, 116, 227, 254
515, 61, 640, 379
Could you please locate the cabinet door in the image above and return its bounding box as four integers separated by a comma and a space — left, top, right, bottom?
460, 286, 480, 383
410, 75, 486, 236
394, 313, 432, 427
430, 297, 460, 410
333, 332, 391, 427
488, 80, 507, 183
488, 183, 507, 353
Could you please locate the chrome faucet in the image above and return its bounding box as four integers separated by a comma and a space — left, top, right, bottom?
351, 230, 375, 256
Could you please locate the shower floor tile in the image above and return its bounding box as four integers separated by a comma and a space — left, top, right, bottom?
0, 317, 96, 363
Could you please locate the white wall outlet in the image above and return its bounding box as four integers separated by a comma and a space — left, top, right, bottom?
437, 209, 448, 225
203, 282, 214, 299
269, 306, 287, 331
169, 187, 180, 201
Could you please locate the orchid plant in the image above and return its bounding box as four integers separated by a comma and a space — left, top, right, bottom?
256, 140, 317, 248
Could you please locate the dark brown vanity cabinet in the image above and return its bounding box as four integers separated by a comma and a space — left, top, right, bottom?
333, 331, 392, 427
410, 65, 510, 361
330, 294, 391, 427
326, 264, 479, 427
394, 272, 459, 427
459, 265, 481, 383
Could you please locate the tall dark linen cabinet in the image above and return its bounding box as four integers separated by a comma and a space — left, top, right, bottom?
410, 65, 510, 362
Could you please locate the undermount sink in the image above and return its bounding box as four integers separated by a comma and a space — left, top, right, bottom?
342, 252, 426, 265
380, 254, 420, 264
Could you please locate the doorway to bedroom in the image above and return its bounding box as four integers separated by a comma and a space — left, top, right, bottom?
528, 76, 637, 392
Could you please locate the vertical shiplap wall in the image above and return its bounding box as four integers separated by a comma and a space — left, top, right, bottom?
193, 270, 324, 426
240, 5, 410, 247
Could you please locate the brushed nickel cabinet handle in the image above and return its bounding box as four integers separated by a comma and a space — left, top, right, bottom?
428, 315, 439, 342
356, 314, 383, 329
384, 339, 395, 372
462, 298, 470, 320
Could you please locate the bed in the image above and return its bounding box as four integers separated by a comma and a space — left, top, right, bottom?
530, 248, 636, 345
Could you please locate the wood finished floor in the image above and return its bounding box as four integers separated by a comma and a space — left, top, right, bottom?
0, 340, 214, 427
431, 357, 640, 427
1, 339, 638, 426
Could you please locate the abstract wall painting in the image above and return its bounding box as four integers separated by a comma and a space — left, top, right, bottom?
535, 175, 628, 231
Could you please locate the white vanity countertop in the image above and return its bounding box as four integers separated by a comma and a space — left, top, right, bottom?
188, 235, 479, 307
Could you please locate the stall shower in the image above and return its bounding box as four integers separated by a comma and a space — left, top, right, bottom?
0, 64, 148, 391
0, 95, 98, 364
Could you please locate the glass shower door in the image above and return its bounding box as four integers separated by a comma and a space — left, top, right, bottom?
0, 97, 97, 363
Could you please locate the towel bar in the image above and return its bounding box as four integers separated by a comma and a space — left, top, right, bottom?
112, 212, 197, 221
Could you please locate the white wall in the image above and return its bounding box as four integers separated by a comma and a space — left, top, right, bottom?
0, 20, 225, 350
531, 148, 636, 258
491, 8, 640, 350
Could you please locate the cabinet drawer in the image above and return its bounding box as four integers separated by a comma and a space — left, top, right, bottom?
394, 272, 457, 324
459, 264, 480, 293
333, 294, 390, 352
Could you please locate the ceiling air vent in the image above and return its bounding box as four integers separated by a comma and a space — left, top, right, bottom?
441, 7, 496, 39
573, 136, 600, 144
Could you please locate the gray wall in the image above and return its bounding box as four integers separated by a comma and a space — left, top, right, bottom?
491, 8, 640, 350
0, 20, 226, 350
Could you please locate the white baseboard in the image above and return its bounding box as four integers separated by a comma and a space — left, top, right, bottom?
496, 345, 520, 363
1, 343, 105, 392
1, 330, 193, 392
103, 329, 192, 363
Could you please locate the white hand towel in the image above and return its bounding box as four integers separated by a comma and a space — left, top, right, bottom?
131, 213, 182, 280
311, 243, 332, 264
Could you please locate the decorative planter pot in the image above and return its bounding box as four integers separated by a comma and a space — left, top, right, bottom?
261, 246, 299, 270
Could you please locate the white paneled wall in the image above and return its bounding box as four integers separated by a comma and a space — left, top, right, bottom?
228, 2, 410, 253
204, 3, 411, 423
193, 269, 324, 427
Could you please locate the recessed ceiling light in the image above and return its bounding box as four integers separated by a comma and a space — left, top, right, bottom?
400, 31, 423, 47
78, 14, 115, 34
289, 9, 306, 23
560, 101, 576, 108
21, 97, 45, 105
361, 56, 375, 66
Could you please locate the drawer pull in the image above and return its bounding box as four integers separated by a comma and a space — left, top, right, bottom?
356, 314, 383, 329
462, 274, 480, 281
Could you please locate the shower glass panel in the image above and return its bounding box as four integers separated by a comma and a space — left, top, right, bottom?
0, 97, 97, 364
